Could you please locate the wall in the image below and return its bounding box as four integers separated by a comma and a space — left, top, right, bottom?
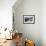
0, 0, 46, 46
13, 0, 41, 46
41, 0, 46, 46
0, 0, 16, 30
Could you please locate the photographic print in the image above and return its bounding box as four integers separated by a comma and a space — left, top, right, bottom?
23, 15, 35, 24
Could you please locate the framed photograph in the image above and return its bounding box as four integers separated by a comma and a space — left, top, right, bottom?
23, 15, 35, 24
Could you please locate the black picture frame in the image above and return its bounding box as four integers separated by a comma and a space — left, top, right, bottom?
23, 15, 35, 24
